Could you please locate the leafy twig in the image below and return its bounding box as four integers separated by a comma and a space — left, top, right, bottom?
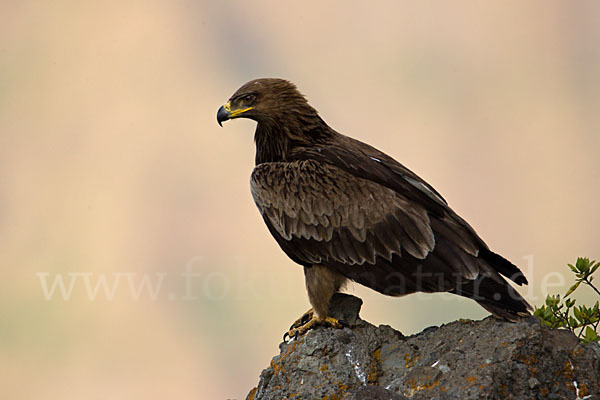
534, 257, 600, 344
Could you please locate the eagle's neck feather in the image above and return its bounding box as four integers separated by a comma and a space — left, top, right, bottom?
254, 115, 333, 165
254, 121, 289, 164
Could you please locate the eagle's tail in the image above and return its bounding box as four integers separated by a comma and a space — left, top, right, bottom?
451, 275, 532, 322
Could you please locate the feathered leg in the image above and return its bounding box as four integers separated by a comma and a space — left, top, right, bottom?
284, 265, 347, 341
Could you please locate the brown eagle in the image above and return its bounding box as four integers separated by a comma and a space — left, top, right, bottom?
217, 78, 531, 338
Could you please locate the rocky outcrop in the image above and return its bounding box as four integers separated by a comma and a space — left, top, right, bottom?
247, 294, 600, 400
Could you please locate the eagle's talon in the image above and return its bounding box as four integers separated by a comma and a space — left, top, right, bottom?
326, 317, 344, 329
284, 312, 344, 340
300, 312, 312, 325
338, 319, 349, 328
289, 308, 314, 330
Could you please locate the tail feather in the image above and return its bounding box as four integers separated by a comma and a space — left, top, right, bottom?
476, 300, 530, 322
451, 275, 532, 321
481, 248, 528, 286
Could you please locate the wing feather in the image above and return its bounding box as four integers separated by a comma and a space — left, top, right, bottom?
251, 160, 435, 266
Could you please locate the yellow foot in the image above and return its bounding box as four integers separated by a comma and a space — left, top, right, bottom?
289, 308, 314, 331
283, 309, 345, 342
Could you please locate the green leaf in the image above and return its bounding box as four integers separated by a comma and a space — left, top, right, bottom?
565, 298, 575, 308
576, 257, 591, 271
546, 295, 559, 306
582, 304, 590, 315
540, 319, 552, 328
569, 316, 579, 328
568, 263, 578, 273
582, 326, 599, 344
565, 282, 580, 297
574, 307, 582, 322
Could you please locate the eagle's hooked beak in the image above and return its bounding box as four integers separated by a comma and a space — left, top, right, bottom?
217, 101, 253, 127
217, 105, 230, 127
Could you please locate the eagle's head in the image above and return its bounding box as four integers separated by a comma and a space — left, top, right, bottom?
217, 78, 318, 127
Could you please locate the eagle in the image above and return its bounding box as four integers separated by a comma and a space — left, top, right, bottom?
217, 78, 531, 339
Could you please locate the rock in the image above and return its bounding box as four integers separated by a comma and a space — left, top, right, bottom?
247, 293, 600, 400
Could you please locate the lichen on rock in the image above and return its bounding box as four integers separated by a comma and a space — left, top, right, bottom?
247, 293, 600, 399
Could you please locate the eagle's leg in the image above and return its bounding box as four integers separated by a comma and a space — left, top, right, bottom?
284, 265, 347, 341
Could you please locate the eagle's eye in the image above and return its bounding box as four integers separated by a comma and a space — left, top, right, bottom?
239, 94, 256, 104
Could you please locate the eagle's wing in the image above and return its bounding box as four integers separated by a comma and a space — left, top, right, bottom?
288, 136, 528, 286
251, 158, 490, 290
251, 159, 436, 266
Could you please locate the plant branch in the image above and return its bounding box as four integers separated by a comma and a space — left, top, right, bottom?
583, 278, 600, 297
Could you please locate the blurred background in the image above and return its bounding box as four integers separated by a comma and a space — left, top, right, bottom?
2, 1, 599, 399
